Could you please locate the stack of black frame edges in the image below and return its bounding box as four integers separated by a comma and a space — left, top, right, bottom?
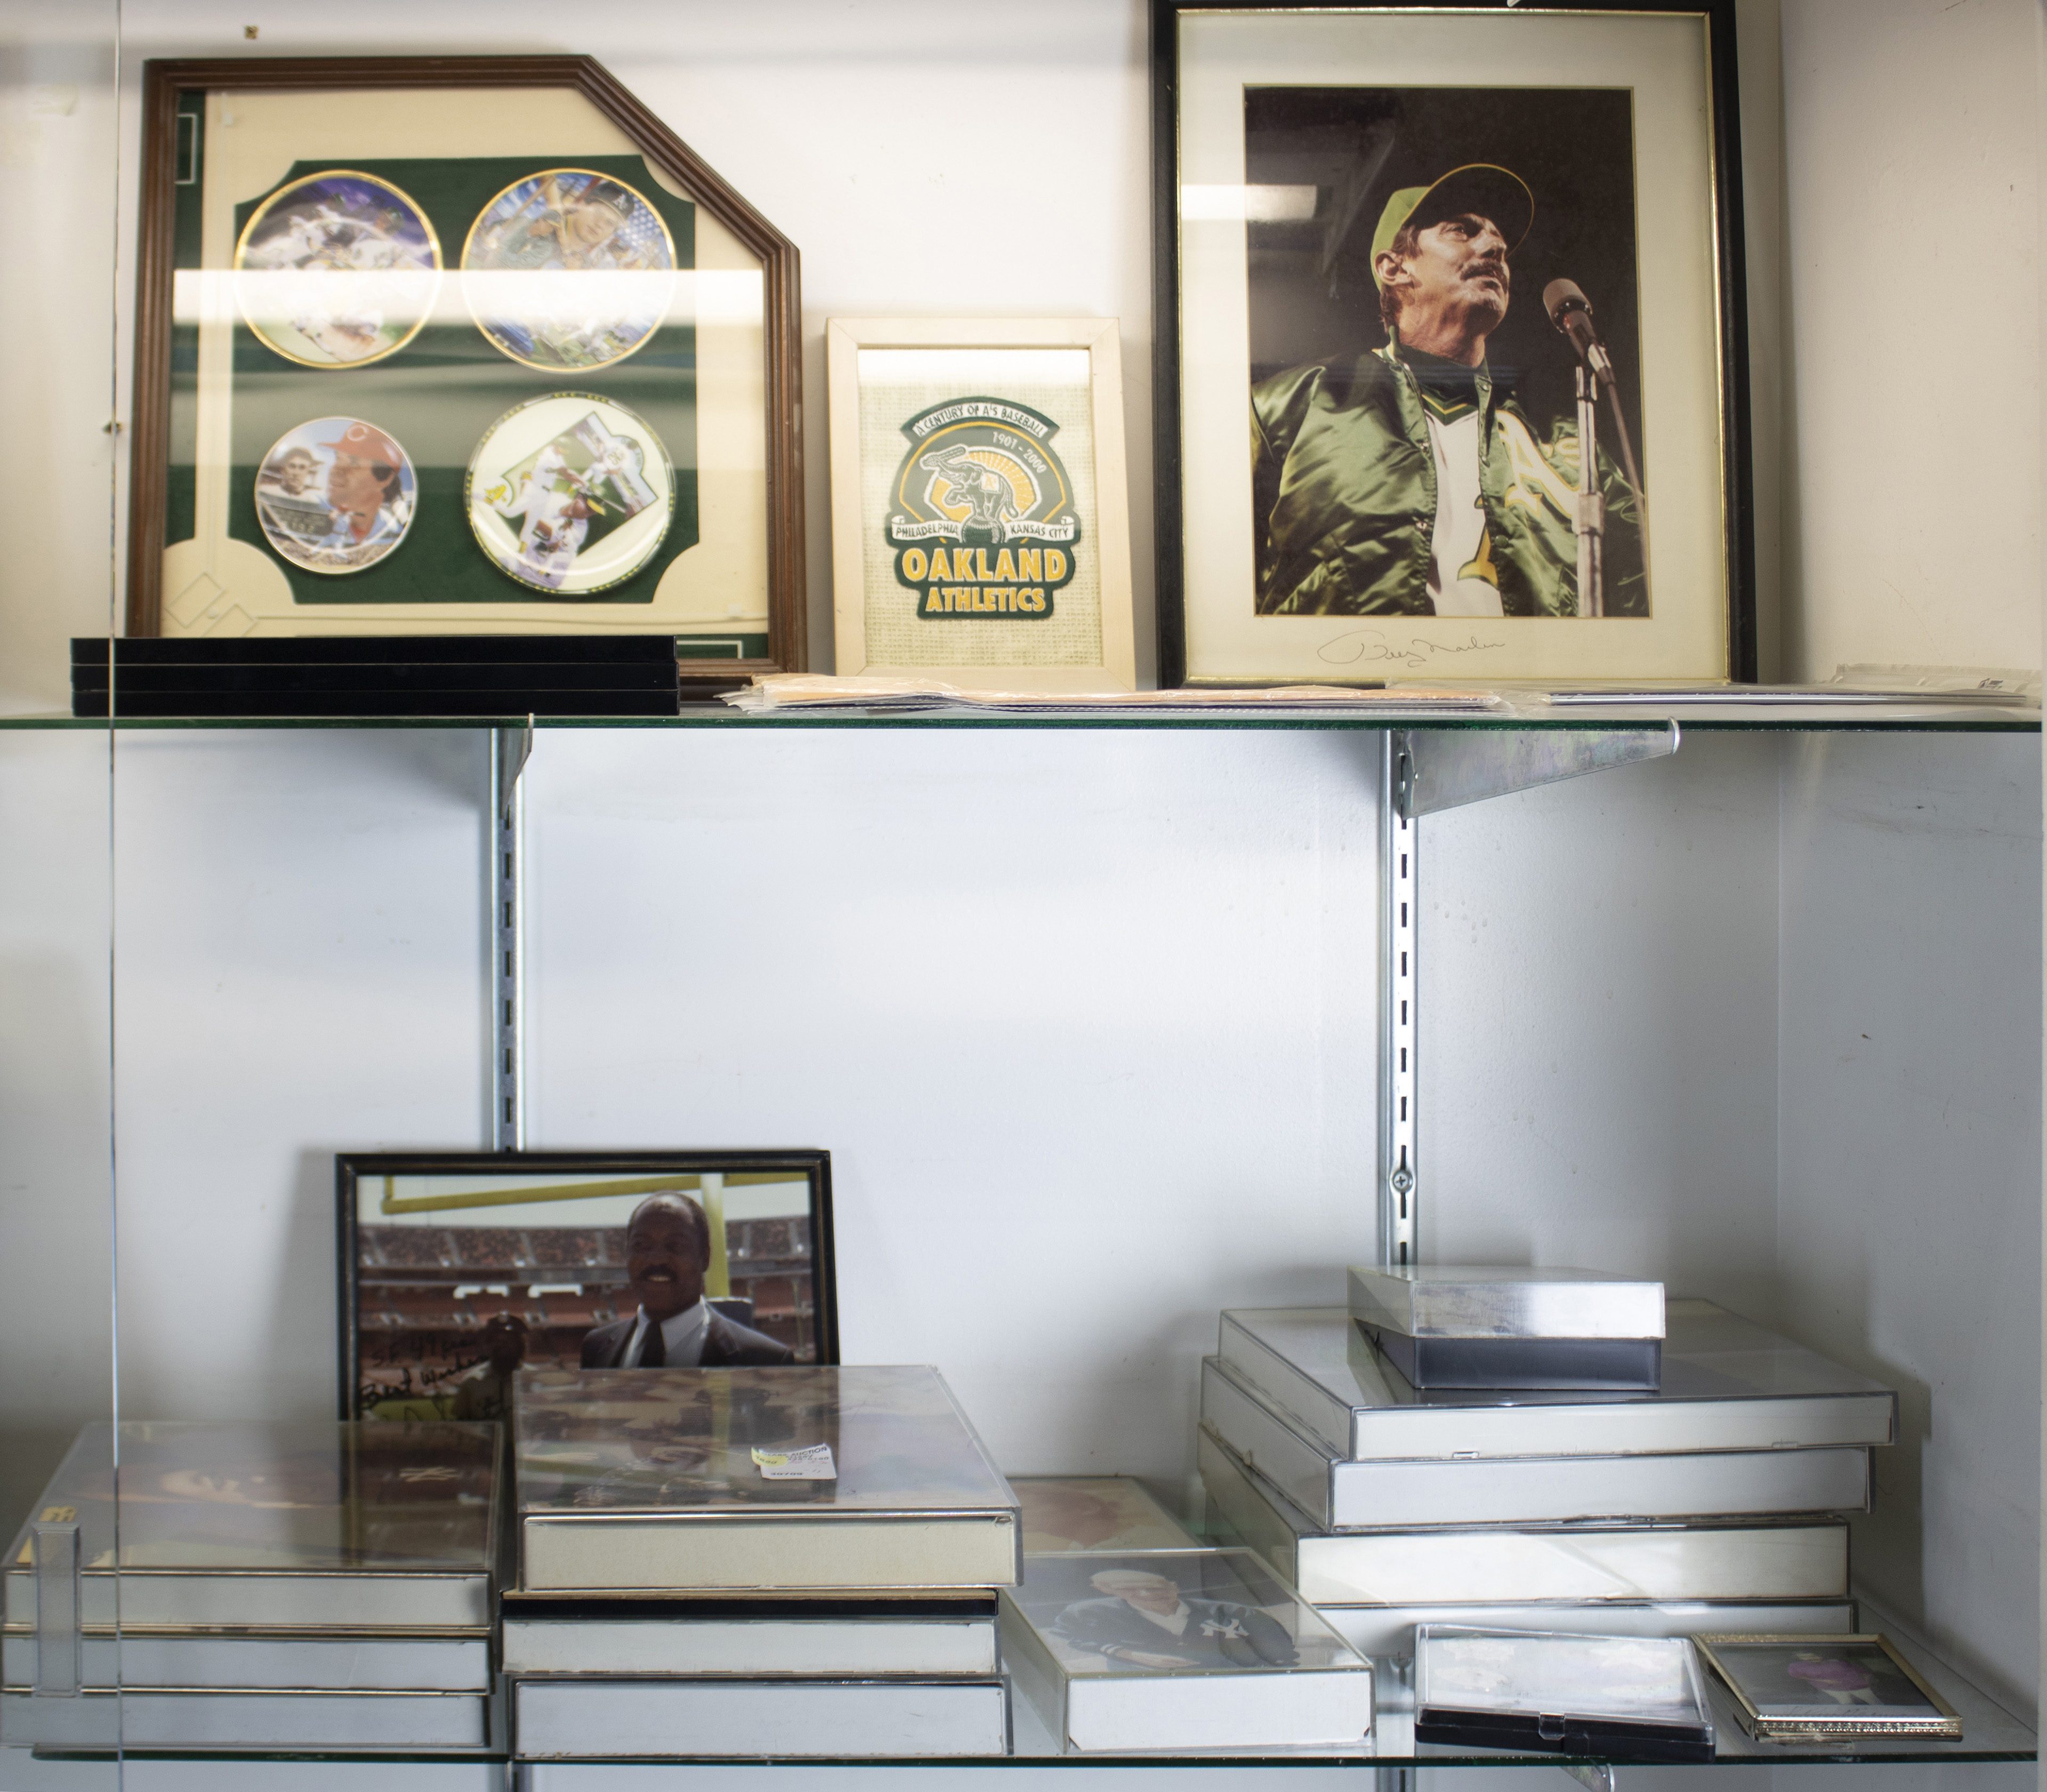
70, 636, 691, 719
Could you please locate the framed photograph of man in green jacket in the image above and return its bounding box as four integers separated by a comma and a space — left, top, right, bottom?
1155, 0, 1753, 688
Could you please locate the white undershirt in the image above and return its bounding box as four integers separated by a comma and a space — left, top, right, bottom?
1421, 408, 1505, 618
623, 1297, 711, 1367
1130, 1601, 1194, 1636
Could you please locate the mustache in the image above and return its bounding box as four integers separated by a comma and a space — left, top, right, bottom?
1463, 257, 1509, 284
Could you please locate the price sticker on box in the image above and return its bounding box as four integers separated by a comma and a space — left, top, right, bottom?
751, 1443, 836, 1481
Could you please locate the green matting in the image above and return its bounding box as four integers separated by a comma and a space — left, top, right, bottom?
171, 136, 699, 610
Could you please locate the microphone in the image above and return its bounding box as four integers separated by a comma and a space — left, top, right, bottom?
1543, 278, 1616, 387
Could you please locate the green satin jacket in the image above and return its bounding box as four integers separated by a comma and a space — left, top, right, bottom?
1250, 340, 1645, 618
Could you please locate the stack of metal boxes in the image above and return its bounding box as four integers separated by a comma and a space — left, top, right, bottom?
502, 1364, 1018, 1774
1198, 1267, 1896, 1656
2, 1422, 498, 1756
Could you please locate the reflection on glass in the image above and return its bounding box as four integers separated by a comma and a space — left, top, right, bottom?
466, 393, 672, 594
462, 167, 677, 371
516, 1366, 1013, 1515
232, 170, 441, 367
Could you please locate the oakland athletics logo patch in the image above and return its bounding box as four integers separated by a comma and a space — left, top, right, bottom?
885, 397, 1082, 620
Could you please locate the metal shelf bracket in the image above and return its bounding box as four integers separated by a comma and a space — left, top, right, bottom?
1380, 724, 1679, 1265
489, 721, 534, 1152
1396, 722, 1680, 819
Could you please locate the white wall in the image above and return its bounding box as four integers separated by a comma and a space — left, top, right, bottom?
1777, 732, 2043, 1721
0, 7, 120, 714
1777, 0, 2044, 682
0, 735, 112, 1550
103, 727, 487, 1420
1419, 735, 1783, 1320
1423, 728, 2043, 1735
527, 727, 1385, 1473
88, 726, 1378, 1474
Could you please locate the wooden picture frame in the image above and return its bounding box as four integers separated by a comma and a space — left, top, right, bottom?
336, 1150, 838, 1420
826, 317, 1136, 693
129, 57, 805, 679
1152, 1, 1755, 688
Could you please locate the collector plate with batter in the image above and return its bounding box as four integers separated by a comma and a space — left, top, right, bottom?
466, 392, 673, 596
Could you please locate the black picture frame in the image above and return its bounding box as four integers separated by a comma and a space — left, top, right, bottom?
336, 1149, 838, 1419
1151, 0, 1756, 687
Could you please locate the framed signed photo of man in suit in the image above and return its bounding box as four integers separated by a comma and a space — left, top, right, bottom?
336, 1150, 837, 1420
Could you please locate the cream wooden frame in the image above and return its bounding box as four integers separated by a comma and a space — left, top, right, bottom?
826, 317, 1135, 693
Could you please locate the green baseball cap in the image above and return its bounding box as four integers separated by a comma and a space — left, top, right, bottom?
1369, 163, 1534, 287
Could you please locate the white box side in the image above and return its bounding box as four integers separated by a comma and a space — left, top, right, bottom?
501, 1615, 996, 1677
1328, 1448, 1870, 1529
1065, 1665, 1373, 1753
522, 1516, 1017, 1592
513, 1678, 1008, 1758
2, 1634, 490, 1692
1324, 1600, 1857, 1657
0, 1691, 489, 1750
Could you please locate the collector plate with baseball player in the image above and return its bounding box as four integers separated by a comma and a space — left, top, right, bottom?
466, 393, 673, 596
461, 168, 677, 372
233, 171, 441, 368
255, 417, 417, 574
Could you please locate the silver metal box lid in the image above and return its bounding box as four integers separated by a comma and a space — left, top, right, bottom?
1347, 1265, 1665, 1339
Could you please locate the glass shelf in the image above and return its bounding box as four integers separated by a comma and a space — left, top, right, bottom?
1, 702, 2039, 734
19, 1648, 2033, 1774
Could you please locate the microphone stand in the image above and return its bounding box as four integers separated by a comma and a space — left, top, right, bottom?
1571, 358, 1605, 620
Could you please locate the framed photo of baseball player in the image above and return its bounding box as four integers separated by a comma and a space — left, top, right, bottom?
826, 317, 1137, 693
335, 1150, 838, 1421
126, 58, 804, 678
1154, 1, 1754, 688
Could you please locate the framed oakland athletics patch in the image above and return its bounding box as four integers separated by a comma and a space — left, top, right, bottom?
826, 318, 1135, 692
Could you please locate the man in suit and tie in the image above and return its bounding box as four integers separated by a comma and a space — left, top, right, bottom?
1050, 1568, 1298, 1670
581, 1192, 794, 1368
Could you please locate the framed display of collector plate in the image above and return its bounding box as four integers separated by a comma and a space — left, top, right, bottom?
826, 317, 1136, 693
128, 58, 803, 676
336, 1151, 838, 1421
1153, 1, 1754, 687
